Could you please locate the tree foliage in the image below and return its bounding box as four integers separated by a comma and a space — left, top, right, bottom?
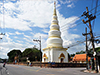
70, 50, 85, 57
22, 48, 41, 61
88, 47, 100, 56
7, 48, 42, 62
7, 49, 22, 62
95, 47, 100, 52
69, 47, 100, 57
70, 54, 75, 57
76, 50, 85, 54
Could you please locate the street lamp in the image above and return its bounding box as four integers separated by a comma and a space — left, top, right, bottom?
33, 36, 42, 67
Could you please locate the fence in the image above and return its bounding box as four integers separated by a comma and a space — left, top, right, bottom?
32, 62, 86, 68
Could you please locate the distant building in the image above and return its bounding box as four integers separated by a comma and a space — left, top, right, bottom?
42, 2, 68, 63
72, 54, 91, 63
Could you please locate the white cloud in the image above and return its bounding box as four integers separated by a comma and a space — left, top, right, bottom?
5, 14, 32, 31
0, 41, 24, 58
17, 40, 23, 43
67, 44, 85, 54
95, 43, 100, 48
15, 31, 24, 35
59, 0, 71, 4
24, 34, 31, 39
7, 0, 16, 1
56, 11, 81, 48
2, 0, 62, 31
3, 0, 75, 30
2, 0, 75, 31
87, 41, 100, 50
42, 28, 49, 33
67, 3, 75, 8
8, 32, 15, 35
52, 11, 83, 54
34, 33, 48, 39
14, 36, 18, 38
17, 1, 53, 28
0, 33, 25, 58
0, 0, 86, 58
3, 33, 13, 42
23, 37, 31, 42
32, 33, 48, 49
73, 29, 77, 31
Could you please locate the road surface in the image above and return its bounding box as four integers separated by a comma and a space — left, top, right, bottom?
0, 63, 100, 75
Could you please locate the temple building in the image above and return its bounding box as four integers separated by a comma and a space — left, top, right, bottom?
42, 2, 68, 63
72, 54, 91, 63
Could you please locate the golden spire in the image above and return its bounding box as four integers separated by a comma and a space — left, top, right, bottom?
54, 1, 56, 7
53, 1, 56, 16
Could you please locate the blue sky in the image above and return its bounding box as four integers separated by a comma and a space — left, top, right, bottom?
0, 0, 100, 58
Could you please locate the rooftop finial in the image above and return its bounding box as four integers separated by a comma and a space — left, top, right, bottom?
54, 1, 56, 7
53, 1, 56, 15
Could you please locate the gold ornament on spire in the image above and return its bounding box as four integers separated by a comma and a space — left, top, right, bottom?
54, 1, 56, 7
53, 1, 56, 16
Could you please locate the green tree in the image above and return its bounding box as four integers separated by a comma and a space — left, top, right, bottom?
88, 47, 100, 56
95, 47, 100, 52
0, 58, 3, 63
7, 49, 22, 62
76, 50, 85, 54
70, 54, 75, 57
69, 50, 85, 58
22, 48, 41, 61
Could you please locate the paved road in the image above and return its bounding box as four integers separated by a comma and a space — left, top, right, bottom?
0, 63, 9, 75
0, 63, 100, 75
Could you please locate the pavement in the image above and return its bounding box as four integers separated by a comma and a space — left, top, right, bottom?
0, 63, 9, 75
83, 69, 100, 73
1, 63, 100, 75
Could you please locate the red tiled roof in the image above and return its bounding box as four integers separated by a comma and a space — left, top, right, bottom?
73, 54, 91, 62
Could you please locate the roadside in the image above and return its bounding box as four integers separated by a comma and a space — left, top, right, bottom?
0, 63, 9, 75
6, 63, 100, 74
82, 69, 100, 73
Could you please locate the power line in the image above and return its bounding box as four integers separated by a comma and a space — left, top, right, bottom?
91, 0, 94, 11
66, 40, 86, 48
92, 0, 98, 30
60, 22, 82, 32
89, 3, 100, 14
65, 36, 91, 48
60, 9, 100, 32
60, 4, 100, 30
82, 7, 98, 72
60, 17, 82, 29
60, 16, 81, 30
59, 6, 100, 33
66, 35, 100, 49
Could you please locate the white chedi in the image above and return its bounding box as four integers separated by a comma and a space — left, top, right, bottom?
42, 2, 68, 63
47, 38, 63, 47
47, 8, 63, 48
50, 24, 59, 30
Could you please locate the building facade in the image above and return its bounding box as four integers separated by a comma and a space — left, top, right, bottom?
42, 2, 68, 63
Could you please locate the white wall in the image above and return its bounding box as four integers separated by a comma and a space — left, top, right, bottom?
53, 50, 68, 62
42, 48, 68, 63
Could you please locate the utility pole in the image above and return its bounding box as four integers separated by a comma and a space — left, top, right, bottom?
33, 36, 42, 67
82, 28, 89, 70
82, 7, 98, 72
0, 33, 5, 39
